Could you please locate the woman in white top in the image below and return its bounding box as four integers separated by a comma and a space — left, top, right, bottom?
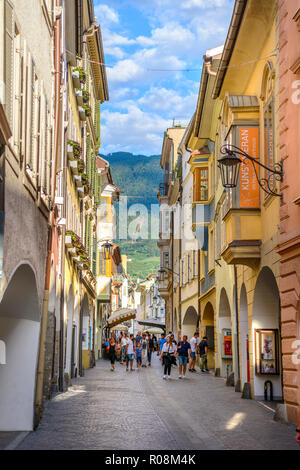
159, 336, 177, 379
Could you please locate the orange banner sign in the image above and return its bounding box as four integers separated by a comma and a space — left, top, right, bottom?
239, 127, 260, 208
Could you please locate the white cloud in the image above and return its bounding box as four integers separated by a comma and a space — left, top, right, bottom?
182, 0, 226, 9
138, 87, 197, 118
101, 105, 171, 154
94, 4, 119, 25
104, 32, 136, 47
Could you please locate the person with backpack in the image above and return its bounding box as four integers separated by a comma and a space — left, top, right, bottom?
177, 335, 191, 379
141, 333, 148, 367
159, 335, 177, 380
199, 336, 209, 373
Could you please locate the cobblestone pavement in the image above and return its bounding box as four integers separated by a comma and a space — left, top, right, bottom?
18, 357, 299, 450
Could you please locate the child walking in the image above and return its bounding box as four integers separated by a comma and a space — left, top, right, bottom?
136, 342, 142, 369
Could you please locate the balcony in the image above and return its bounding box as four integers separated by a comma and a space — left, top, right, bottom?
158, 278, 169, 299
221, 208, 262, 268
158, 183, 169, 197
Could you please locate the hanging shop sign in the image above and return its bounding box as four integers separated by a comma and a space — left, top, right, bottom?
239, 127, 260, 208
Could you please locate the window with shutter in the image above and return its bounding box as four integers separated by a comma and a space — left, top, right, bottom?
13, 26, 21, 156
4, 0, 14, 128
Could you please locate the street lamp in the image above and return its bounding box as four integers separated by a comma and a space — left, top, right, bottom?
218, 145, 284, 198
158, 267, 180, 282
102, 241, 114, 260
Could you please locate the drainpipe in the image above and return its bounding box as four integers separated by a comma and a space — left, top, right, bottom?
35, 0, 62, 421
171, 210, 174, 332
197, 249, 201, 331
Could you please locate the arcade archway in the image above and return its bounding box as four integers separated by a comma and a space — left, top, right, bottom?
218, 288, 233, 378
252, 267, 282, 400
0, 264, 40, 431
182, 306, 198, 340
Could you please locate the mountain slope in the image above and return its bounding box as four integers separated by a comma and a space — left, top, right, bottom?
100, 152, 161, 280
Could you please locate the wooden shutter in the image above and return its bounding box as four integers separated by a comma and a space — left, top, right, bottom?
5, 0, 14, 128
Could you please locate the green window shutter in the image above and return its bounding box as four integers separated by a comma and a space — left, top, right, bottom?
92, 237, 97, 277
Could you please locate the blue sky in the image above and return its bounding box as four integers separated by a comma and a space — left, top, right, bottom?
94, 0, 235, 155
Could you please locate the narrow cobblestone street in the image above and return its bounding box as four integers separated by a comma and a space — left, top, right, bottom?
18, 358, 299, 451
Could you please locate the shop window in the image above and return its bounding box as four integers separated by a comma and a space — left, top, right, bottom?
193, 167, 209, 203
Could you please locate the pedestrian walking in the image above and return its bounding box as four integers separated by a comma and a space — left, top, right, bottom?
141, 333, 148, 367
126, 334, 135, 371
135, 342, 142, 369
199, 336, 209, 373
177, 335, 191, 379
189, 332, 200, 373
120, 333, 128, 365
108, 337, 117, 371
158, 333, 166, 355
134, 331, 143, 348
147, 334, 154, 366
159, 335, 177, 380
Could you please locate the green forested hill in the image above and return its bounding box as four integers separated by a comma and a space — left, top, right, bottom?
100, 152, 161, 280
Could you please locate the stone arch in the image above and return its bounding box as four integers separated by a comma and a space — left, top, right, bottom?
0, 263, 40, 431
218, 288, 233, 377
252, 266, 282, 400
43, 260, 57, 399
79, 294, 89, 376
65, 285, 74, 379
182, 306, 198, 340
240, 284, 249, 388
202, 301, 215, 369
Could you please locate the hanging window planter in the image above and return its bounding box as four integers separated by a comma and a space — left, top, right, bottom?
69, 160, 79, 175
77, 187, 85, 198
72, 67, 86, 85
82, 104, 91, 117
74, 174, 83, 187
67, 140, 81, 160
82, 90, 90, 104
75, 89, 83, 106
78, 106, 87, 121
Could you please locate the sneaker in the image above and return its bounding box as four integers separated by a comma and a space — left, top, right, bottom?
201, 370, 205, 373
192, 368, 196, 372
163, 375, 167, 380
126, 368, 129, 371
178, 375, 182, 379
205, 369, 209, 372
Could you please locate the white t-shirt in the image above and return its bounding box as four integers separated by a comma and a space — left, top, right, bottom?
161, 343, 177, 354
127, 339, 134, 355
190, 336, 200, 353
121, 337, 127, 347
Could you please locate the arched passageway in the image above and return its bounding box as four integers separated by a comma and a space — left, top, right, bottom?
79, 294, 90, 375
0, 264, 40, 431
218, 288, 233, 378
202, 302, 215, 369
240, 284, 249, 389
252, 267, 282, 400
182, 306, 198, 341
65, 286, 74, 379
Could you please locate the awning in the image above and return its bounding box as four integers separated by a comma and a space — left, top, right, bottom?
106, 308, 136, 328
146, 327, 165, 335
137, 318, 165, 330
111, 324, 129, 332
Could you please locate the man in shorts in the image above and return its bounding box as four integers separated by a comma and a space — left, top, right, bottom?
189, 332, 200, 372
126, 334, 135, 371
177, 335, 191, 379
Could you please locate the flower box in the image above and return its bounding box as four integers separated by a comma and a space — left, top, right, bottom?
65, 235, 73, 248
77, 187, 85, 198
72, 71, 81, 89
75, 89, 83, 106
68, 247, 77, 257
74, 175, 83, 187
78, 106, 86, 121
69, 160, 78, 175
